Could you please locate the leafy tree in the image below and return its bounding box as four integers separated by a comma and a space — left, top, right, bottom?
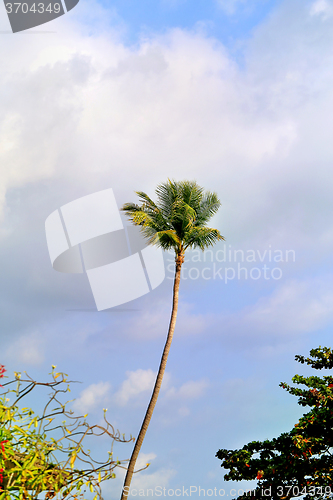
216, 346, 333, 500
0, 365, 144, 500
120, 179, 224, 499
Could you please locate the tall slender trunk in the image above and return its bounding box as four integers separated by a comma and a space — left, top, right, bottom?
120, 254, 183, 500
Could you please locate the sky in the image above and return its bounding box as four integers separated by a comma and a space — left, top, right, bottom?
1, 0, 333, 497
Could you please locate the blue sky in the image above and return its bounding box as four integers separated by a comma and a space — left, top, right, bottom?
1, 0, 333, 498
96, 0, 281, 47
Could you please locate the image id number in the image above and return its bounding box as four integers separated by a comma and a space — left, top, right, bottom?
276, 485, 333, 497
5, 3, 61, 14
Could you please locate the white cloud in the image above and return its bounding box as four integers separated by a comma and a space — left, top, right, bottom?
114, 369, 156, 406
6, 331, 45, 365
0, 0, 331, 272
125, 299, 208, 341
129, 466, 177, 493
209, 275, 333, 347
72, 381, 111, 414
165, 379, 209, 400
240, 277, 333, 335
106, 452, 176, 498
135, 452, 157, 470
310, 0, 333, 19
216, 0, 248, 15
114, 369, 171, 406
0, 14, 302, 229
0, 1, 331, 237
160, 379, 209, 421
113, 369, 207, 414
111, 468, 177, 498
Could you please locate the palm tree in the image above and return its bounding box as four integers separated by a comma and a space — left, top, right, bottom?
120, 179, 224, 500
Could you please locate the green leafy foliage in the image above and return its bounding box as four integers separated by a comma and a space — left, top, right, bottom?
121, 179, 224, 255
216, 347, 333, 500
0, 366, 138, 500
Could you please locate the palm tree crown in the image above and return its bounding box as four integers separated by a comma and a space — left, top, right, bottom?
122, 179, 224, 257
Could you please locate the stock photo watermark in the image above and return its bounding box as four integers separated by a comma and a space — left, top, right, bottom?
122, 486, 257, 498
166, 245, 296, 283
122, 484, 331, 497
45, 188, 165, 311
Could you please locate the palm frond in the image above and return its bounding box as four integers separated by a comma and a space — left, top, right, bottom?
136, 226, 182, 250
121, 205, 152, 226
153, 230, 182, 250
171, 199, 196, 233
155, 180, 178, 220
122, 202, 141, 213
179, 180, 204, 213
195, 193, 221, 226
183, 227, 225, 251
135, 192, 159, 211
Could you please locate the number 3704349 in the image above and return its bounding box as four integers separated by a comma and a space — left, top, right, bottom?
5, 3, 61, 14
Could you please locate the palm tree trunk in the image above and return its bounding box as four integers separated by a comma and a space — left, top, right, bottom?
120, 255, 183, 500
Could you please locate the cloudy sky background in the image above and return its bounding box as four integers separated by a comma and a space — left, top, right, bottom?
1, 0, 333, 496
